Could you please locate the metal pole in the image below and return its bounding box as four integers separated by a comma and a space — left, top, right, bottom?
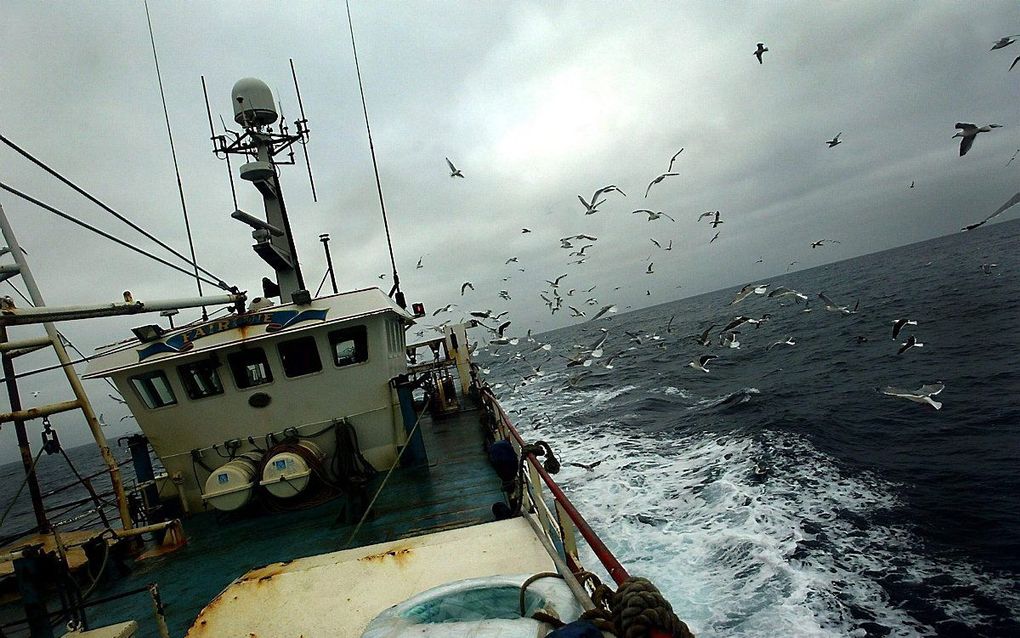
0, 202, 133, 530
0, 292, 245, 326
319, 233, 338, 294
0, 326, 49, 532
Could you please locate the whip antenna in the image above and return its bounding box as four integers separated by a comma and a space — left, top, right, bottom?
290, 59, 318, 203
344, 0, 405, 308
202, 76, 238, 211
145, 0, 207, 319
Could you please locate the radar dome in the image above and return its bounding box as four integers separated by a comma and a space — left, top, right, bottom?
231, 77, 278, 127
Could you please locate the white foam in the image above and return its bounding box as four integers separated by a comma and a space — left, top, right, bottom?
498, 378, 1019, 637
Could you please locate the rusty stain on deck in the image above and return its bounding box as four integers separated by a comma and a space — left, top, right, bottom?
357, 546, 412, 566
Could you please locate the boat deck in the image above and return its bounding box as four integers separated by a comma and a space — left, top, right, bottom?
3, 405, 508, 637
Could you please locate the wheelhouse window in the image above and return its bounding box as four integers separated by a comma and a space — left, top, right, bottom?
329, 325, 368, 367
228, 348, 273, 389
278, 336, 323, 377
129, 371, 177, 409
177, 359, 224, 400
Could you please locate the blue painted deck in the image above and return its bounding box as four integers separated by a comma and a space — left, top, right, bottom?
7, 405, 507, 637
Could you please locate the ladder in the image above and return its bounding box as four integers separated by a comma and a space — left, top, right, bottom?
0, 201, 132, 531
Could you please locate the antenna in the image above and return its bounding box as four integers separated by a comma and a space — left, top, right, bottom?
202, 76, 238, 210
290, 59, 318, 202
145, 0, 206, 320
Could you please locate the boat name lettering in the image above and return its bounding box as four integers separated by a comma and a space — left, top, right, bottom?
136, 308, 329, 361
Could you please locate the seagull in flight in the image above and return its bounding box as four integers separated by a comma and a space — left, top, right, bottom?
521, 228, 532, 234
592, 184, 627, 200
698, 211, 717, 222
1011, 55, 1020, 71
432, 303, 456, 316
688, 354, 718, 372
811, 239, 840, 248
416, 256, 424, 269
768, 286, 807, 301
897, 335, 923, 355
730, 283, 768, 305
710, 231, 720, 243
445, 157, 464, 178
589, 304, 617, 322
826, 132, 842, 148
668, 148, 684, 172
766, 336, 796, 352
546, 274, 568, 288
709, 211, 723, 228
961, 191, 1020, 231
505, 257, 518, 264
881, 382, 944, 410
577, 194, 607, 215
646, 263, 654, 274
632, 209, 676, 222
645, 172, 680, 197
818, 292, 854, 314
689, 324, 716, 346
891, 318, 917, 339
754, 42, 768, 64
954, 123, 1002, 156
461, 281, 474, 295
991, 36, 1018, 50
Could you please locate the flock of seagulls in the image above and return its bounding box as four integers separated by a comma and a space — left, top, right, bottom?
421, 33, 1018, 416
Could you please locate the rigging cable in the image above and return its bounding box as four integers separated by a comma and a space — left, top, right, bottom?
144, 0, 207, 319
344, 0, 403, 305
0, 134, 228, 289
0, 182, 224, 289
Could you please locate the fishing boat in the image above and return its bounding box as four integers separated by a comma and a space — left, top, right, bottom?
0, 69, 692, 638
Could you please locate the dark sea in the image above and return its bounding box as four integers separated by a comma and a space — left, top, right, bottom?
0, 221, 1016, 637
486, 219, 1020, 637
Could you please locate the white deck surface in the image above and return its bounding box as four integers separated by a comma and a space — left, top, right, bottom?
185, 517, 557, 637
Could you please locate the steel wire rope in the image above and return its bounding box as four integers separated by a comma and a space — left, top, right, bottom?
0, 133, 229, 289
0, 182, 225, 288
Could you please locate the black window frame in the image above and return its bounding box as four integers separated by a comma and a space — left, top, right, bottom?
227, 347, 274, 389
328, 325, 368, 367
177, 359, 225, 400
129, 370, 178, 409
277, 335, 324, 378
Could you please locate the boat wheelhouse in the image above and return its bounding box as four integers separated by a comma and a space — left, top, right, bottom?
84, 288, 415, 513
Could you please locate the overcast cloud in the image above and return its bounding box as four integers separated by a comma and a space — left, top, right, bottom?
0, 1, 1017, 460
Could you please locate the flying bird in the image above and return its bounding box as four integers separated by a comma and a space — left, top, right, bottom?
710, 231, 720, 243
689, 324, 716, 346
766, 336, 796, 352
668, 148, 684, 172
632, 209, 676, 222
589, 304, 617, 322
891, 318, 917, 339
646, 263, 654, 274
818, 292, 853, 314
1011, 55, 1020, 71
811, 239, 840, 248
723, 316, 753, 332
961, 191, 1020, 231
826, 132, 842, 148
954, 123, 1002, 156
522, 228, 532, 234
709, 211, 723, 228
644, 173, 679, 197
730, 283, 767, 305
698, 211, 717, 221
546, 274, 568, 288
566, 460, 604, 472
897, 335, 924, 355
460, 281, 474, 295
754, 42, 768, 64
768, 286, 807, 301
432, 303, 456, 316
592, 185, 627, 200
415, 256, 423, 269
880, 383, 944, 410
445, 157, 464, 178
991, 36, 1018, 50
688, 354, 718, 373
578, 194, 606, 215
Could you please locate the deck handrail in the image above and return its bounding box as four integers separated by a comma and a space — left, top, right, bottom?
478, 384, 631, 586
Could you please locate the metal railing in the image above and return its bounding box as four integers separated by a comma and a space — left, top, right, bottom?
477, 383, 631, 586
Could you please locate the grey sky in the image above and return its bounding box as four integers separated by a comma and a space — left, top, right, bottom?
0, 1, 1017, 461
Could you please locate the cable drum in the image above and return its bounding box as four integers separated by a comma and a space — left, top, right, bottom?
259, 440, 326, 499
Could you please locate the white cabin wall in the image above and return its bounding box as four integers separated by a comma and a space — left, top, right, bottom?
115, 316, 405, 510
